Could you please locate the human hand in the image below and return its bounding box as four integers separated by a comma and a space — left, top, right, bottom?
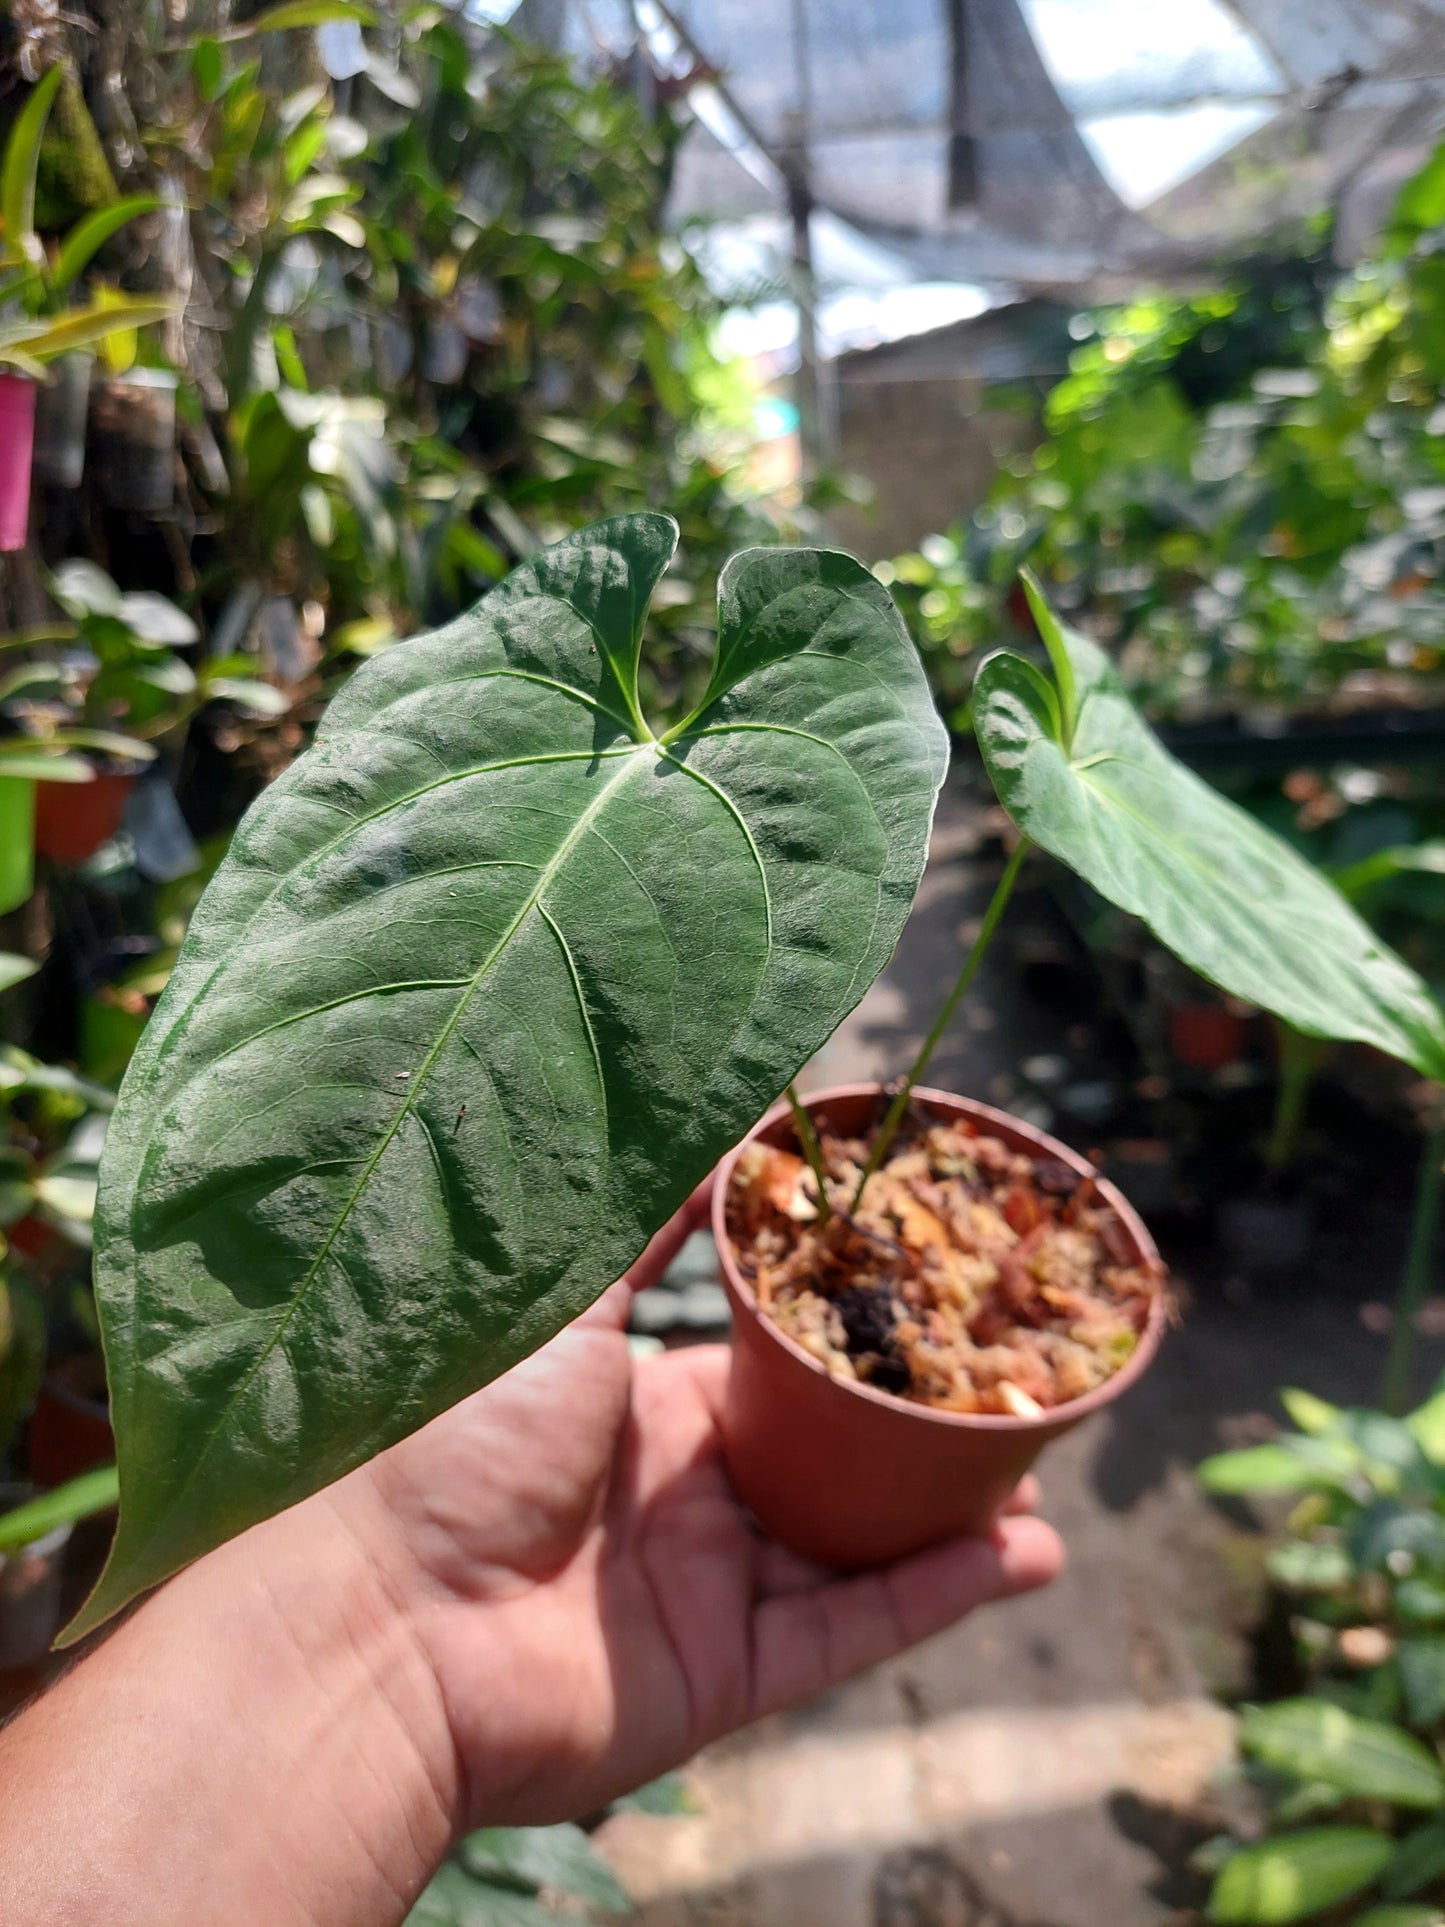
0, 1190, 1062, 1927
325, 1183, 1065, 1829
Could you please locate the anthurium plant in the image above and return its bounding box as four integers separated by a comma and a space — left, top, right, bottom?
69, 511, 949, 1637
855, 573, 1445, 1194
71, 513, 1445, 1642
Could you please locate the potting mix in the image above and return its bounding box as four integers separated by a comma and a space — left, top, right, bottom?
726, 1111, 1161, 1417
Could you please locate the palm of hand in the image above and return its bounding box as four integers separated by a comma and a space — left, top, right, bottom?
358, 1278, 1062, 1829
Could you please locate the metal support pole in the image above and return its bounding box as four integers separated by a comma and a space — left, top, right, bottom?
787, 167, 829, 473
785, 0, 833, 473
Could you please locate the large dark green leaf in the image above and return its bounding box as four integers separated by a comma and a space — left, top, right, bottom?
973, 584, 1445, 1080
1240, 1700, 1445, 1809
1209, 1828, 1392, 1924
70, 514, 947, 1637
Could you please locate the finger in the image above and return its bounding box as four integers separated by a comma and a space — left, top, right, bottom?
576, 1278, 635, 1334
755, 1536, 834, 1596
749, 1515, 1064, 1723
1000, 1473, 1041, 1517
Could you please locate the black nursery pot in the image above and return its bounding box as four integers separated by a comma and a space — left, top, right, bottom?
32, 352, 93, 490
90, 368, 177, 515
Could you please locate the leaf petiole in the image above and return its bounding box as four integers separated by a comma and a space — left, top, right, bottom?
787, 1084, 832, 1225
850, 836, 1031, 1211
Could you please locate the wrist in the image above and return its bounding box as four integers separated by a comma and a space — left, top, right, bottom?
156, 1471, 464, 1921
0, 1475, 461, 1927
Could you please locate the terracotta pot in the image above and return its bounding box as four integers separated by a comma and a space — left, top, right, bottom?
714, 1084, 1167, 1570
0, 371, 36, 552
1168, 1003, 1247, 1071
33, 769, 135, 863
26, 1357, 113, 1490
32, 351, 92, 489
5, 1215, 60, 1266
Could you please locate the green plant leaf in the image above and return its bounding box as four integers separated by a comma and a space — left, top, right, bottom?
69, 514, 948, 1638
1385, 1818, 1445, 1899
1399, 1639, 1445, 1728
52, 195, 161, 299
1408, 1380, 1445, 1466
1198, 1444, 1320, 1495
1399, 1580, 1445, 1627
404, 1860, 559, 1926
1209, 1828, 1392, 1924
1240, 1700, 1445, 1809
1351, 1503, 1445, 1575
612, 1772, 695, 1815
0, 297, 175, 365
0, 1465, 118, 1554
0, 953, 38, 994
1332, 843, 1445, 903
242, 3, 377, 34
0, 66, 62, 268
972, 596, 1445, 1081
1281, 1390, 1340, 1438
1355, 1908, 1445, 1927
460, 1826, 631, 1913
1021, 569, 1077, 746
0, 748, 93, 782
201, 676, 291, 716
1266, 1541, 1353, 1592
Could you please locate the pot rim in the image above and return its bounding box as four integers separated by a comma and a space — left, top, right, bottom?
713, 1080, 1168, 1436
102, 366, 178, 392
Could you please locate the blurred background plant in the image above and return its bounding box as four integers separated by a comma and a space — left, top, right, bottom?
1197, 1381, 1445, 1925
879, 202, 1445, 736
0, 0, 795, 1650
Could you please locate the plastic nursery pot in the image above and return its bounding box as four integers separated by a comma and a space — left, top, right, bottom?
32, 351, 93, 490
26, 1356, 113, 1490
0, 1484, 70, 1668
33, 768, 135, 864
0, 776, 36, 914
1168, 1002, 1248, 1072
713, 1084, 1167, 1571
89, 367, 177, 516
0, 371, 37, 552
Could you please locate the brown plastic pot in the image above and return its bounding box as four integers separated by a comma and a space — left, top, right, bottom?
26, 1356, 113, 1490
33, 769, 135, 863
1168, 1002, 1248, 1071
714, 1084, 1167, 1570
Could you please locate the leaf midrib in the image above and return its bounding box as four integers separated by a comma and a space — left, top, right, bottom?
119, 618, 916, 1562
125, 745, 655, 1554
